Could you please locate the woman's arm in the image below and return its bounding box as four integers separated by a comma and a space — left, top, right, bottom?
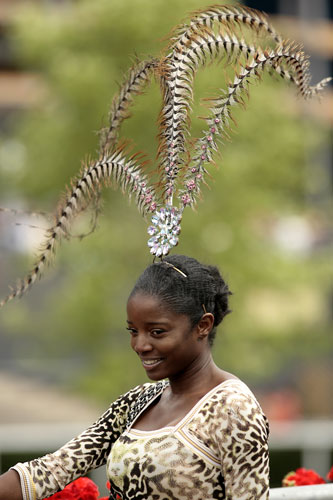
215, 383, 270, 500
2, 384, 148, 500
0, 470, 22, 500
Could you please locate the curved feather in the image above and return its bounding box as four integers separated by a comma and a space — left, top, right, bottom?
180, 43, 332, 206
100, 58, 158, 152
158, 4, 285, 203
0, 146, 157, 308
168, 4, 282, 55
158, 27, 261, 204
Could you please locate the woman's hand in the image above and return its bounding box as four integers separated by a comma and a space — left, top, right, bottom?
0, 470, 23, 500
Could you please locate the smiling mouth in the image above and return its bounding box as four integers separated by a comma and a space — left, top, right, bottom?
141, 358, 164, 368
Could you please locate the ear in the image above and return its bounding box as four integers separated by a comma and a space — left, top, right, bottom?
196, 313, 214, 341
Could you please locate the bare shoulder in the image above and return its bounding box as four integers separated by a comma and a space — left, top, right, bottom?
214, 368, 240, 384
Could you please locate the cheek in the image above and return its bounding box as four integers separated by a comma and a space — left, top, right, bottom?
129, 336, 136, 351
181, 336, 202, 358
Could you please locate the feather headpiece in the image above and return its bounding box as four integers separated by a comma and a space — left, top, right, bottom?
0, 4, 331, 307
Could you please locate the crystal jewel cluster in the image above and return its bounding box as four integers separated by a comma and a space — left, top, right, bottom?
147, 207, 182, 257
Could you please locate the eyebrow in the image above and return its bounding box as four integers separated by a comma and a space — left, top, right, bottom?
126, 319, 168, 326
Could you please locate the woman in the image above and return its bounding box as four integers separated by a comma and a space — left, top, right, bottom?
0, 255, 269, 500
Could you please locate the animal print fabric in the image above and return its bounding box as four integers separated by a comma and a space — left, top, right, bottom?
12, 379, 269, 500
11, 383, 158, 500
107, 379, 269, 500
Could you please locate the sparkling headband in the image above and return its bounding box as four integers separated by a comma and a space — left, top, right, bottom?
0, 4, 331, 307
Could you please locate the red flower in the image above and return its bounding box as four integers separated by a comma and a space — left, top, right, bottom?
327, 466, 333, 482
44, 478, 100, 500
67, 477, 100, 499
283, 468, 325, 487
43, 477, 123, 500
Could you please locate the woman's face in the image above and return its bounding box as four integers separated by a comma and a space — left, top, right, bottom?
126, 293, 209, 381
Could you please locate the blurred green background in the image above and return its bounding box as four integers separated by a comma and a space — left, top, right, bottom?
0, 0, 331, 418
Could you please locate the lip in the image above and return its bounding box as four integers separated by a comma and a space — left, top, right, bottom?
140, 358, 164, 370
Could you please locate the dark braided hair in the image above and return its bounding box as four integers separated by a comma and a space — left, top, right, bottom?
129, 255, 232, 346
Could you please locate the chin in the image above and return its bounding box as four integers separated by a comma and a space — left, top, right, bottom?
142, 366, 169, 381
145, 371, 165, 381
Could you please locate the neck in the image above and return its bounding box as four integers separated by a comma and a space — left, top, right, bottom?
167, 350, 220, 396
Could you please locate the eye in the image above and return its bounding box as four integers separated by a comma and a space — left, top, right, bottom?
151, 329, 165, 336
126, 327, 137, 336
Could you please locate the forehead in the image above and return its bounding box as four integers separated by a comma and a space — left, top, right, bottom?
127, 293, 168, 317
127, 292, 188, 324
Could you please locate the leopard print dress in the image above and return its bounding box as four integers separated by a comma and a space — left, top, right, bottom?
12, 379, 269, 500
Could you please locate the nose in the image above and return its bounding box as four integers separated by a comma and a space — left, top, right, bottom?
132, 332, 153, 354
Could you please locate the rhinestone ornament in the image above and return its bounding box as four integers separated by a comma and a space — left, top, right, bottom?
147, 207, 182, 257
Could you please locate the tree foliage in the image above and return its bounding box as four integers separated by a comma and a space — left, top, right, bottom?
0, 0, 331, 408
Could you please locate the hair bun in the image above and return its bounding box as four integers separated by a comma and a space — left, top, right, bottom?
206, 265, 232, 327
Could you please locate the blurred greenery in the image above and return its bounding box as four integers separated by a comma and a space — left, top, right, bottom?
0, 0, 331, 409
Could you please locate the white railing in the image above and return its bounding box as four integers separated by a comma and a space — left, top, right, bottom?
270, 484, 333, 499
269, 420, 333, 475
